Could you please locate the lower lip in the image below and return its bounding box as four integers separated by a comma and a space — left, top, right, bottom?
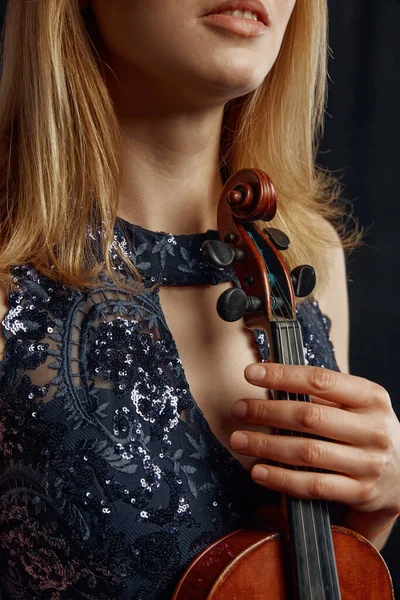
202, 13, 268, 37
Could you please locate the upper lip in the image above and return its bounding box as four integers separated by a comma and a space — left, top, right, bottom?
203, 0, 270, 26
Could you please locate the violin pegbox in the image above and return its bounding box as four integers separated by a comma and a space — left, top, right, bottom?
201, 240, 263, 322
202, 169, 316, 328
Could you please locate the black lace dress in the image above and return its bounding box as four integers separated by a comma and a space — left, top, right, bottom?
0, 218, 339, 599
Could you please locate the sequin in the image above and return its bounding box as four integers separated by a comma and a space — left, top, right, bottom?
0, 218, 338, 599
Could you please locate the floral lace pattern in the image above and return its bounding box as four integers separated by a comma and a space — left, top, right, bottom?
0, 219, 338, 599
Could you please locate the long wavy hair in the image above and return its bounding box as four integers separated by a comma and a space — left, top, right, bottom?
0, 0, 356, 294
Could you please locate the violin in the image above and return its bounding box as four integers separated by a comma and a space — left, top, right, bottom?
172, 169, 394, 599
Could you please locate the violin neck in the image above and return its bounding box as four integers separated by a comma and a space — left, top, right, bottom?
270, 319, 342, 600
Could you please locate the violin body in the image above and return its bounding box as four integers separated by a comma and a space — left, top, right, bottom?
172, 525, 394, 599
172, 168, 394, 599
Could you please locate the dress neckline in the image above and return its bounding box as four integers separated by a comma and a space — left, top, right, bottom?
116, 216, 218, 239
114, 216, 238, 287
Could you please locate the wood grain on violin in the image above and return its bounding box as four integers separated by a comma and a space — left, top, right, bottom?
172, 169, 394, 600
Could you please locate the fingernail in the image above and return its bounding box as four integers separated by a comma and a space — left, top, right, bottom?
252, 465, 269, 481
245, 364, 265, 382
231, 400, 248, 419
230, 431, 248, 450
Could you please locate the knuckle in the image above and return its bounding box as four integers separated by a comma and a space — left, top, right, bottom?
371, 384, 392, 408
253, 400, 270, 423
299, 440, 325, 467
309, 475, 331, 499
267, 364, 286, 389
277, 469, 292, 492
310, 367, 335, 392
368, 452, 389, 478
256, 435, 270, 458
358, 481, 377, 505
371, 424, 392, 451
297, 403, 324, 430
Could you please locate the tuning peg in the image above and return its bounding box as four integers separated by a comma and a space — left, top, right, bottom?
291, 265, 316, 297
217, 288, 263, 322
201, 240, 245, 269
224, 232, 239, 244
263, 228, 291, 251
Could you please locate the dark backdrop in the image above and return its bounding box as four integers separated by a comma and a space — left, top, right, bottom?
319, 0, 400, 594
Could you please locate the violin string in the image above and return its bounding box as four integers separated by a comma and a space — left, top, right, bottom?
245, 227, 329, 596
244, 227, 314, 595
267, 274, 314, 599
290, 319, 327, 596
292, 323, 337, 597
285, 299, 328, 595
276, 319, 314, 599
265, 258, 326, 598
287, 287, 338, 595
245, 226, 337, 596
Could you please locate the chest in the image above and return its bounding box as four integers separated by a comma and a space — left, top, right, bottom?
159, 283, 273, 471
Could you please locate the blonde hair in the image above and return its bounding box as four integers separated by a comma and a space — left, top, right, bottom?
0, 0, 355, 294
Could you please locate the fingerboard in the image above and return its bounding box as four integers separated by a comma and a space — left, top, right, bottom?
270, 320, 342, 600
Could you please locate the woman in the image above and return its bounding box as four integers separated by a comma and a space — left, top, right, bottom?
0, 0, 398, 598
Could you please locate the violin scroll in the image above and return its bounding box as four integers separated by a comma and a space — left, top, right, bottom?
223, 169, 278, 223
216, 169, 278, 244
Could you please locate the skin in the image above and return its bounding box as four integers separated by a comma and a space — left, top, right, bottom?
84, 0, 400, 551
88, 0, 296, 234
231, 362, 400, 549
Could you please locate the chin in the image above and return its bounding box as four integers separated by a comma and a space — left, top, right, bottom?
207, 71, 266, 98
204, 58, 273, 96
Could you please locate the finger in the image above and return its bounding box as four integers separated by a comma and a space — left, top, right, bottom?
231, 398, 380, 447
250, 463, 372, 506
230, 430, 373, 477
309, 395, 343, 409
244, 363, 390, 411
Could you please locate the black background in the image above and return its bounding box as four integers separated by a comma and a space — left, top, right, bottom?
319, 0, 400, 594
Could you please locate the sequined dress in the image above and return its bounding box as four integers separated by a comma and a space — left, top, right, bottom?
0, 218, 338, 599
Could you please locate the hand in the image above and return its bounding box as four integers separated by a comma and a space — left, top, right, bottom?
230, 363, 400, 523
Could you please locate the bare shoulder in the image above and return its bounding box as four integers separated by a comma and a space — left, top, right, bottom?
0, 281, 9, 361
313, 219, 349, 374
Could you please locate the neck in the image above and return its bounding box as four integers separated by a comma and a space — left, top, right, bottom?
105, 59, 227, 235
117, 116, 225, 235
